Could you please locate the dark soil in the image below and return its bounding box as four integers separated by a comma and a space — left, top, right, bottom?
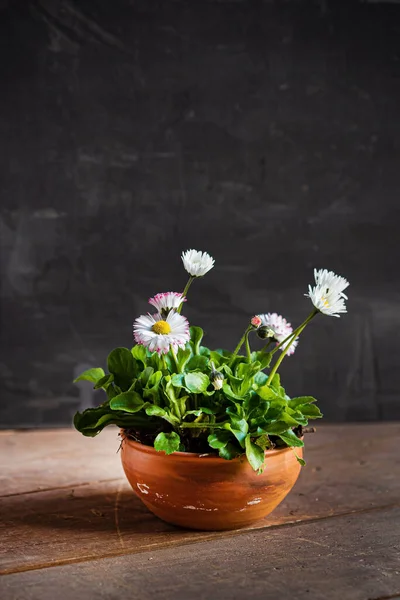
121, 425, 308, 454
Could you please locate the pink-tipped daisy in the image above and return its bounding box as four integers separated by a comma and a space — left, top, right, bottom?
148, 292, 186, 316
257, 313, 298, 356
133, 311, 190, 355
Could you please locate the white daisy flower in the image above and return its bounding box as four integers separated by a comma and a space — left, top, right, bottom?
257, 313, 298, 356
306, 268, 349, 317
133, 311, 190, 355
181, 249, 215, 277
148, 292, 186, 316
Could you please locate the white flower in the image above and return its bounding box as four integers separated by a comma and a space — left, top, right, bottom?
148, 292, 186, 315
258, 313, 298, 356
306, 268, 349, 317
133, 311, 190, 355
181, 249, 215, 277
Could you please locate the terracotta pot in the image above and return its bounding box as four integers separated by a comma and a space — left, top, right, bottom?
121, 436, 303, 531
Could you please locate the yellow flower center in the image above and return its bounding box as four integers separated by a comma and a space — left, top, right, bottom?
321, 296, 330, 307
152, 320, 171, 335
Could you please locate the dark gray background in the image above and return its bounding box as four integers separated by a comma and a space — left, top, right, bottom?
1, 0, 399, 428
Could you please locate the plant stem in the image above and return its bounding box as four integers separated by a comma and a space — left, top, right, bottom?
270, 309, 319, 356
161, 354, 168, 371
244, 330, 252, 362
261, 339, 273, 353
177, 276, 195, 313
266, 309, 318, 386
230, 325, 252, 363
180, 422, 226, 429
170, 346, 180, 373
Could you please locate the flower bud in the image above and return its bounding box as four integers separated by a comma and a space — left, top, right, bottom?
257, 325, 275, 340
210, 371, 224, 390
209, 361, 224, 390
250, 315, 262, 329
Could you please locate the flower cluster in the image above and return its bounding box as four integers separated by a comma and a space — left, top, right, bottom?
74, 248, 349, 471
133, 252, 349, 359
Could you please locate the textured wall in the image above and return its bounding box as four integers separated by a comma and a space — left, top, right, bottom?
1, 0, 399, 427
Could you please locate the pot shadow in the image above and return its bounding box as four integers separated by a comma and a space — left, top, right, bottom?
2, 484, 183, 536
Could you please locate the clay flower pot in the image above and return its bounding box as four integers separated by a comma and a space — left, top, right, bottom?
121, 436, 302, 531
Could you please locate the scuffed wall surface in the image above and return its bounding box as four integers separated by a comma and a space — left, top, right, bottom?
1, 0, 399, 426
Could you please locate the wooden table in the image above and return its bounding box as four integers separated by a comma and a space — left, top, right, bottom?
0, 424, 399, 600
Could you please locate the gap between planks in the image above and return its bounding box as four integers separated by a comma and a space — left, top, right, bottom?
1, 501, 399, 577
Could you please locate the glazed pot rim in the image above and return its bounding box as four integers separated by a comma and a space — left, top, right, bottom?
121, 432, 299, 460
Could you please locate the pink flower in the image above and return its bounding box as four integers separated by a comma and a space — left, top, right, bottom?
148, 292, 186, 315
257, 313, 298, 356
250, 315, 262, 329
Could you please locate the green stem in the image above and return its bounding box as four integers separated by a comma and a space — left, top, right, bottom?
270, 309, 319, 356
161, 354, 168, 371
170, 346, 180, 373
261, 339, 273, 353
180, 422, 226, 429
230, 325, 252, 364
266, 309, 318, 386
244, 330, 252, 362
177, 276, 195, 313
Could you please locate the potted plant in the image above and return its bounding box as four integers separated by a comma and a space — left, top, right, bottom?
74, 250, 349, 531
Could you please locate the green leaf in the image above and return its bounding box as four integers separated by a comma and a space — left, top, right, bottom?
184, 406, 216, 418
210, 350, 232, 367
245, 435, 265, 472
278, 429, 305, 448
171, 373, 185, 387
222, 383, 243, 401
145, 405, 180, 425
139, 367, 154, 387
110, 391, 146, 413
184, 372, 210, 393
294, 453, 306, 466
73, 406, 151, 437
236, 361, 261, 381
297, 404, 323, 419
261, 421, 290, 435
93, 373, 114, 389
244, 396, 269, 420
219, 443, 242, 460
145, 405, 166, 417
254, 434, 272, 450
256, 385, 280, 401
254, 371, 268, 387
207, 430, 232, 449
107, 348, 136, 390
189, 326, 204, 355
74, 368, 105, 384
154, 432, 181, 455
142, 371, 163, 403
280, 411, 307, 427
131, 345, 147, 366
288, 396, 317, 409
199, 346, 211, 357
176, 347, 192, 371
186, 355, 209, 372
250, 351, 272, 370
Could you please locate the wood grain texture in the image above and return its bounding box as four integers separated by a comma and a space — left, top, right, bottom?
0, 428, 124, 496
1, 508, 399, 600
0, 424, 399, 576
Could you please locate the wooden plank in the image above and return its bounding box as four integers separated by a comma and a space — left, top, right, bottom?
1, 507, 399, 600
0, 424, 399, 574
0, 429, 124, 496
